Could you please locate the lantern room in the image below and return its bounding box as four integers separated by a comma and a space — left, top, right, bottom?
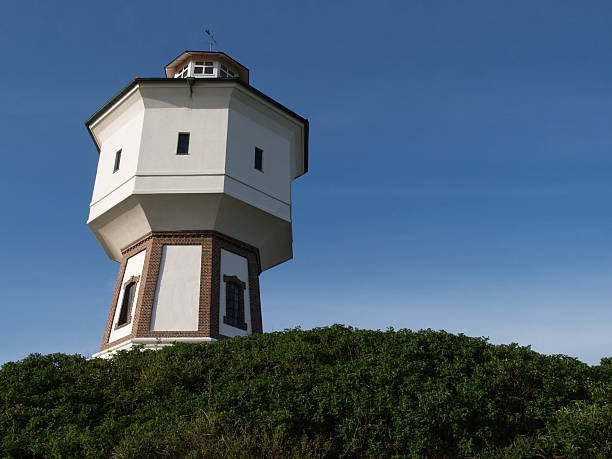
165, 51, 249, 84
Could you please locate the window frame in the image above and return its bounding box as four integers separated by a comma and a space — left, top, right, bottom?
176, 132, 190, 155
113, 149, 122, 173
174, 64, 189, 78
194, 61, 214, 76
115, 276, 140, 329
222, 275, 247, 330
254, 147, 263, 172
219, 64, 236, 79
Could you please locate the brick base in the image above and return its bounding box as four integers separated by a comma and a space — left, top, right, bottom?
99, 231, 262, 352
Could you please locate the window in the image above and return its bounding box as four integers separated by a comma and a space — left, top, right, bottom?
219, 64, 236, 79
227, 283, 239, 323
254, 147, 263, 171
175, 64, 189, 78
117, 278, 138, 327
223, 275, 247, 330
194, 61, 214, 75
177, 132, 190, 155
113, 150, 121, 173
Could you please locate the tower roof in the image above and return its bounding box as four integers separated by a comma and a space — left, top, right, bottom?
165, 51, 249, 84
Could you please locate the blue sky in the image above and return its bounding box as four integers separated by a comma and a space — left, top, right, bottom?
1, 0, 611, 365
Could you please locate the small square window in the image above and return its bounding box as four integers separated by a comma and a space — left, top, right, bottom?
177, 133, 190, 155
194, 67, 203, 74
113, 149, 121, 172
254, 147, 263, 171
204, 67, 213, 74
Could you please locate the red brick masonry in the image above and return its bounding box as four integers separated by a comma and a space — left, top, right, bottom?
100, 231, 262, 351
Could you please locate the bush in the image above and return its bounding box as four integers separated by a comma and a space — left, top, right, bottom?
0, 325, 610, 457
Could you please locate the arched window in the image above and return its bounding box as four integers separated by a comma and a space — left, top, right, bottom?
116, 276, 139, 328
223, 275, 247, 330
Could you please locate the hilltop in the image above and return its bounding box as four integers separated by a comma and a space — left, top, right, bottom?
1, 325, 611, 457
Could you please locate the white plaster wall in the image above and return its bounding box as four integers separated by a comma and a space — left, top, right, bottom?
225, 94, 293, 204
90, 91, 145, 204
137, 85, 231, 175
219, 248, 251, 337
108, 249, 147, 343
150, 245, 201, 331
223, 175, 291, 222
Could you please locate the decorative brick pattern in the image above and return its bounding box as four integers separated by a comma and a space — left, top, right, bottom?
99, 231, 262, 352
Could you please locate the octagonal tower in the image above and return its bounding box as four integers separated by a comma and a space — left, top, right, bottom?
86, 51, 308, 358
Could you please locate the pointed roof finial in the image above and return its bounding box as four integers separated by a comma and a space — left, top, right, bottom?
205, 29, 217, 52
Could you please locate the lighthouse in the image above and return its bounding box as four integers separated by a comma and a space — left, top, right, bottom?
85, 51, 309, 358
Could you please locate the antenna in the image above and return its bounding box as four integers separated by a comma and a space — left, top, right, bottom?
205, 29, 217, 52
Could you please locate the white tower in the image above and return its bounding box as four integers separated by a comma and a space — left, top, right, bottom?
85, 51, 308, 358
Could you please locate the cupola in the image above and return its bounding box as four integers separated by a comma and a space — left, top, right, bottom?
165, 51, 249, 84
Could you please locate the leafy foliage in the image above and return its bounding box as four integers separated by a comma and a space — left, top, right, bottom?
0, 325, 610, 457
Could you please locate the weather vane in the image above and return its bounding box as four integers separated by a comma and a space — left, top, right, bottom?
205, 29, 217, 52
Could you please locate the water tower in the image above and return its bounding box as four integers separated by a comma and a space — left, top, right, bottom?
85, 50, 308, 358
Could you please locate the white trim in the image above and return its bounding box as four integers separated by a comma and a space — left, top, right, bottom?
89, 172, 291, 207
89, 175, 136, 208
137, 170, 226, 176
132, 337, 216, 344
224, 174, 290, 206
232, 84, 305, 130
92, 336, 217, 359
89, 85, 140, 130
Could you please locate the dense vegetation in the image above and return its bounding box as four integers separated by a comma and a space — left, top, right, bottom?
1, 325, 610, 457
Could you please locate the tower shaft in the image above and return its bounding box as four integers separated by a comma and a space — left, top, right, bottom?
95, 231, 262, 357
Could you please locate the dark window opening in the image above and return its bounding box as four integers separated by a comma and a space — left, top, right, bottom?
254, 147, 263, 171
194, 61, 214, 75
177, 132, 190, 155
223, 275, 247, 330
113, 149, 121, 172
227, 283, 239, 324
117, 281, 136, 326
219, 64, 236, 79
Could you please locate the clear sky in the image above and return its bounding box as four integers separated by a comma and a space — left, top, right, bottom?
1, 0, 611, 365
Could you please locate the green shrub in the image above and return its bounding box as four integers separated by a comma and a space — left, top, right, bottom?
537, 401, 612, 457
0, 325, 609, 457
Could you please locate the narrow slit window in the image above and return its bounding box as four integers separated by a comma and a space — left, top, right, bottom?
113, 150, 121, 172
117, 281, 136, 326
177, 133, 190, 155
227, 283, 239, 324
254, 147, 263, 171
